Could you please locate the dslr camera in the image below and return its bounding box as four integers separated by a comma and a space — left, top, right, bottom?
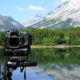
1, 29, 37, 80
3, 29, 32, 56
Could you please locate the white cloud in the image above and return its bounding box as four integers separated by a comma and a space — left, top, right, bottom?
28, 5, 45, 11
17, 7, 24, 11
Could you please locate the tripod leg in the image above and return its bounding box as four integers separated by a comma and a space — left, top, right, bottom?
24, 67, 26, 80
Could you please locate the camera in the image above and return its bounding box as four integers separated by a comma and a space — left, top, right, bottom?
3, 29, 32, 56
1, 29, 37, 80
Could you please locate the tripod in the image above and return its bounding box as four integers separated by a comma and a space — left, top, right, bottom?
0, 56, 37, 80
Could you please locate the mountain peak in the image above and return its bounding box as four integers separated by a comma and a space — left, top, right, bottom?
68, 0, 80, 10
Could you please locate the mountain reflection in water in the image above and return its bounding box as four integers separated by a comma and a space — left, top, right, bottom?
40, 64, 80, 80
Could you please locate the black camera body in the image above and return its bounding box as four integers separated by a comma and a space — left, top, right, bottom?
3, 29, 32, 56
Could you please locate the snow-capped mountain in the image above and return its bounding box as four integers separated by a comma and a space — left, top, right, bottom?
32, 0, 80, 29
0, 15, 23, 31
23, 14, 44, 27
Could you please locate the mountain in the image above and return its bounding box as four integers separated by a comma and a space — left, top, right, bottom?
23, 14, 44, 27
32, 0, 80, 29
0, 15, 23, 31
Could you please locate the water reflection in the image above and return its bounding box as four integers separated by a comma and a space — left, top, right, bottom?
0, 63, 53, 80
0, 48, 80, 80
0, 48, 80, 64
12, 67, 53, 80
40, 64, 80, 80
29, 48, 80, 64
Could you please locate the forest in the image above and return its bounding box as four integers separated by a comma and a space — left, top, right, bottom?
21, 27, 80, 45
0, 27, 80, 46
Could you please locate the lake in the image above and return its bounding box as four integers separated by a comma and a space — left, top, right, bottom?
0, 48, 80, 80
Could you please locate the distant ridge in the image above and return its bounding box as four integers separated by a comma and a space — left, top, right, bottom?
23, 14, 44, 27
0, 15, 23, 31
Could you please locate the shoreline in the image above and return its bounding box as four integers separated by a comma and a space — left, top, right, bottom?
0, 45, 80, 49
31, 45, 80, 49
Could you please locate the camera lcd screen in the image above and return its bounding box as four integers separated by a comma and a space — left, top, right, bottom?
9, 37, 19, 47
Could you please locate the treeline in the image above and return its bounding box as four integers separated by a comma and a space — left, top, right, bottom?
0, 27, 80, 46
0, 32, 4, 45
21, 27, 80, 45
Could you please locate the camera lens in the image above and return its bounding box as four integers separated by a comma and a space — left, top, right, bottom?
9, 37, 19, 48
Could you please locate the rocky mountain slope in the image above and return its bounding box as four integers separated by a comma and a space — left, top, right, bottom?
0, 15, 23, 31
32, 0, 80, 29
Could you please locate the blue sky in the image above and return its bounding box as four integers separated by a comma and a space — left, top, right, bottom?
0, 0, 67, 24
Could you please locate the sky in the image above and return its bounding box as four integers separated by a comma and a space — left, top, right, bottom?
0, 0, 67, 24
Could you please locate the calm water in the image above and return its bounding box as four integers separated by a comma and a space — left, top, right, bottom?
0, 48, 80, 80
